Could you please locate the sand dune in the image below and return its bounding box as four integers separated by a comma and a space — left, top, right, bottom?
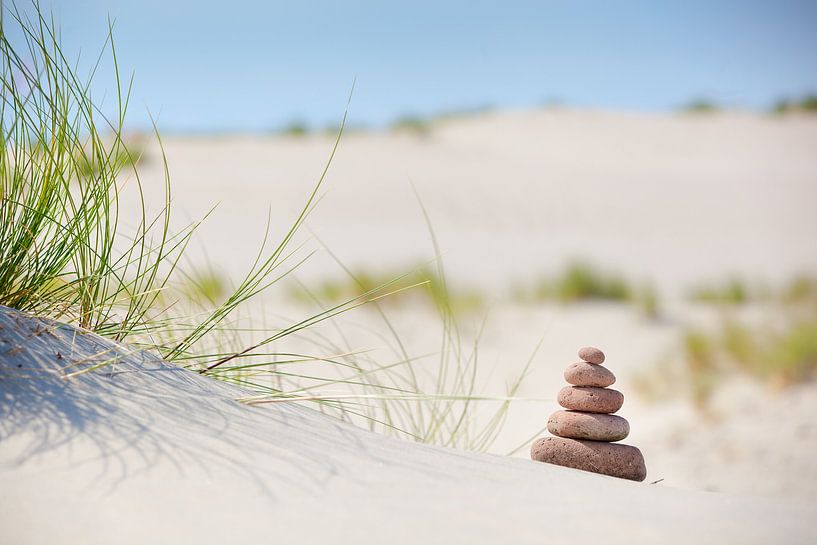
4, 110, 816, 542
133, 109, 817, 295
1, 305, 815, 544
110, 109, 817, 500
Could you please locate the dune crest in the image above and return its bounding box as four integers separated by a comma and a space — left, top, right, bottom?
0, 305, 814, 544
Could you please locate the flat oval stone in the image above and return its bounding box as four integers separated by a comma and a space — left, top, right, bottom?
547, 410, 629, 442
558, 386, 623, 414
578, 346, 605, 364
530, 436, 647, 481
564, 361, 616, 387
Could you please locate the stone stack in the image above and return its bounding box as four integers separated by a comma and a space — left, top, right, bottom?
530, 346, 647, 481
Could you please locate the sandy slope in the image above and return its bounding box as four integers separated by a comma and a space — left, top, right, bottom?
1, 306, 814, 544
107, 109, 817, 501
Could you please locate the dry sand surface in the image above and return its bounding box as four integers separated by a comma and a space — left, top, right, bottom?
133, 109, 817, 292
121, 109, 817, 500
1, 306, 815, 544
3, 110, 816, 542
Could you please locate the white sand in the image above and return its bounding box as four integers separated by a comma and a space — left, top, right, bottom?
4, 110, 816, 542
1, 306, 815, 544
132, 109, 817, 294
111, 109, 817, 500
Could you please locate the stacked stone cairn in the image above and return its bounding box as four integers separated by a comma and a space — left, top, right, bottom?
530, 346, 647, 481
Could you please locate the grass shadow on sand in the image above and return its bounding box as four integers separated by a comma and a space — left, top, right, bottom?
0, 305, 439, 498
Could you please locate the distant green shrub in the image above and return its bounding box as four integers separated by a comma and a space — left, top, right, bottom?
75, 141, 145, 179
784, 276, 817, 304
432, 105, 493, 121
690, 275, 817, 306
764, 320, 817, 384
391, 115, 431, 136
721, 319, 755, 370
636, 283, 661, 320
690, 278, 749, 304
636, 303, 817, 408
280, 120, 309, 136
773, 95, 817, 114
182, 270, 229, 305
389, 107, 492, 136
682, 330, 719, 408
804, 96, 817, 111
286, 265, 485, 313
680, 99, 719, 114
519, 263, 632, 303
557, 263, 631, 301
720, 315, 817, 387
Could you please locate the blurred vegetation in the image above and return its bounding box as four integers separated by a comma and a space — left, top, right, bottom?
323, 122, 367, 136
390, 115, 432, 137
679, 98, 720, 114
541, 97, 565, 109
277, 106, 493, 139
555, 263, 632, 301
689, 278, 750, 304
279, 120, 309, 136
513, 263, 631, 302
772, 95, 817, 115
511, 263, 661, 319
784, 275, 817, 304
292, 262, 666, 319
74, 140, 146, 178
275, 121, 371, 137
635, 276, 817, 409
389, 106, 493, 137
636, 283, 661, 321
286, 265, 486, 313
181, 269, 230, 305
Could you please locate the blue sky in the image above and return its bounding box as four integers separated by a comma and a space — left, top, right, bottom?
31, 0, 817, 132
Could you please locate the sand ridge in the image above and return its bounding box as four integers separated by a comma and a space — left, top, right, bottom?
1, 305, 814, 544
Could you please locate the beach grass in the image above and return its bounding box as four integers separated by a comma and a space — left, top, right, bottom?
512, 263, 632, 303
391, 115, 432, 136
279, 120, 309, 136
0, 1, 530, 451
634, 275, 817, 407
690, 278, 750, 304
679, 98, 720, 114
285, 263, 486, 313
772, 95, 817, 115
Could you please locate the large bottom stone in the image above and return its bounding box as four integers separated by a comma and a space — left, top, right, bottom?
530, 436, 647, 481
547, 410, 630, 442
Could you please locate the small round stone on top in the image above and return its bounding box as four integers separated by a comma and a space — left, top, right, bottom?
578, 346, 605, 365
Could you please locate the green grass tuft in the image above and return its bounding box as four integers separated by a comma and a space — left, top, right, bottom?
679, 98, 720, 114
390, 115, 432, 136
279, 120, 309, 136
690, 278, 749, 304
285, 264, 485, 313
0, 2, 531, 452
636, 276, 817, 408
772, 95, 817, 115
515, 263, 633, 303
